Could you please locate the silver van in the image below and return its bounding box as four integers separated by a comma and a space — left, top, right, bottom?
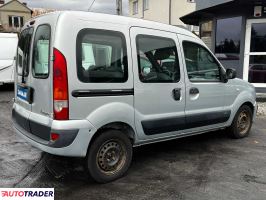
12, 11, 257, 183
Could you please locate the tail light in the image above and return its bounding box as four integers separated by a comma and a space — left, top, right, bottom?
53, 48, 69, 120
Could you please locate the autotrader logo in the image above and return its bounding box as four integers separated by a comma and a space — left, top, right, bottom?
0, 188, 54, 200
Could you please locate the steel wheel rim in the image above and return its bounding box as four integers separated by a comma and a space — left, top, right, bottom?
96, 139, 127, 175
237, 110, 251, 135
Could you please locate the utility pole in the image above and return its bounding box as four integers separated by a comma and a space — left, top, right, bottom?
169, 0, 172, 25
116, 0, 122, 15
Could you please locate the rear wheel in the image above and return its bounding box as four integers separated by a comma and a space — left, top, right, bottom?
86, 130, 132, 183
227, 105, 253, 139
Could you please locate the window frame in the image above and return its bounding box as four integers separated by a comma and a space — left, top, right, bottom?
32, 24, 52, 79
182, 40, 225, 83
133, 0, 138, 15
76, 28, 129, 83
136, 34, 181, 84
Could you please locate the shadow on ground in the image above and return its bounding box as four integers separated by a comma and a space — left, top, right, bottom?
0, 84, 14, 91
19, 125, 266, 200
39, 130, 228, 184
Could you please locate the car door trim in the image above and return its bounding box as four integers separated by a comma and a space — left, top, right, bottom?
142, 110, 231, 135
72, 89, 134, 97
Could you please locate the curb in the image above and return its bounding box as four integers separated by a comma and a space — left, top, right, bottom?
257, 102, 266, 116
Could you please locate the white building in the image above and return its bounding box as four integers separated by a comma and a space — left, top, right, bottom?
128, 0, 198, 33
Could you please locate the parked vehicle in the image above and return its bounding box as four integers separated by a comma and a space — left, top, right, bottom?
0, 33, 18, 85
12, 11, 257, 183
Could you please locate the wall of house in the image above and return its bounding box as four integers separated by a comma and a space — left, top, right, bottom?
143, 0, 169, 24
171, 0, 196, 26
129, 0, 196, 27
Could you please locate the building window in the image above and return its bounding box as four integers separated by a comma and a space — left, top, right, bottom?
250, 23, 266, 52
215, 17, 242, 60
133, 1, 138, 15
9, 16, 24, 28
248, 55, 266, 83
143, 0, 149, 10
200, 20, 213, 50
187, 0, 195, 2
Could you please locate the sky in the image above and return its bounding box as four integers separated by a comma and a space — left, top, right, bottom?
22, 0, 129, 15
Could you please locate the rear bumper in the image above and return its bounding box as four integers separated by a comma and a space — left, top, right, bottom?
12, 106, 97, 157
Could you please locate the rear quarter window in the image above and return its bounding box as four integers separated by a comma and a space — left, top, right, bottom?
32, 24, 51, 78
76, 29, 128, 83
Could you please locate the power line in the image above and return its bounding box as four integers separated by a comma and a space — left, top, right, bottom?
88, 0, 96, 11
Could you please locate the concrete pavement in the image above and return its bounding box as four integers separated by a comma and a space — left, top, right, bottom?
1, 85, 266, 200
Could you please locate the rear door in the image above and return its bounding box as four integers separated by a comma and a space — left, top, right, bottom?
130, 27, 186, 141
30, 24, 52, 119
16, 28, 34, 112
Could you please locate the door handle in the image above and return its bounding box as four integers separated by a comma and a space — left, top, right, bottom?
172, 88, 181, 101
189, 87, 199, 95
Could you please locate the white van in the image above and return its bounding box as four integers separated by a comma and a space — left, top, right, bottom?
12, 11, 257, 183
0, 33, 18, 85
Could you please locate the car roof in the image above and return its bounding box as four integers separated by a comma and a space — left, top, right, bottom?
0, 33, 18, 38
28, 11, 197, 38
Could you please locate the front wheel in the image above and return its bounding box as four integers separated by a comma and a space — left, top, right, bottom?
227, 105, 253, 139
86, 130, 132, 183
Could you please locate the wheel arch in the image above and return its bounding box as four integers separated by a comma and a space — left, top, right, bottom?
241, 101, 255, 114
227, 100, 255, 127
87, 122, 136, 152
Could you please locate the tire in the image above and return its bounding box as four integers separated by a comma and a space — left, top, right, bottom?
86, 129, 133, 183
227, 105, 253, 139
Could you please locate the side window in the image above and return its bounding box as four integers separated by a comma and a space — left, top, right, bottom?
32, 25, 51, 78
183, 41, 221, 82
76, 29, 128, 83
17, 28, 33, 76
136, 35, 180, 83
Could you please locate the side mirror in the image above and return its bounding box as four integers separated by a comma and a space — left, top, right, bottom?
226, 68, 236, 79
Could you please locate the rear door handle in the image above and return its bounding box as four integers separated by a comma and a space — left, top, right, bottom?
189, 87, 199, 95
172, 88, 181, 101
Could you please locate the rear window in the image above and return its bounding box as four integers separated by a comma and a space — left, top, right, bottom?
17, 28, 33, 76
32, 25, 51, 78
76, 29, 128, 83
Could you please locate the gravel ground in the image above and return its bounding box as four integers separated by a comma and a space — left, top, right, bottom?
257, 103, 266, 116
1, 85, 266, 200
